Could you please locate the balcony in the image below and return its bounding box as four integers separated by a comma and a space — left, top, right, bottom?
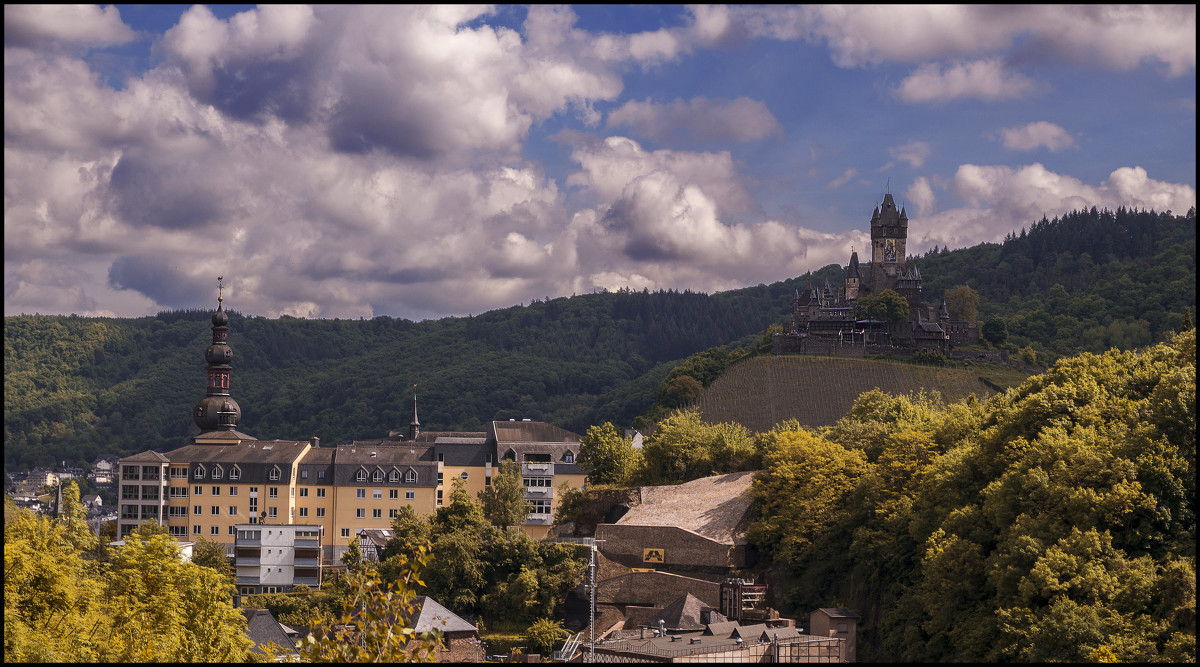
293, 576, 321, 587
523, 487, 554, 499
236, 558, 262, 567
295, 538, 319, 548
521, 462, 553, 475
524, 514, 553, 526
294, 557, 320, 567
236, 576, 261, 586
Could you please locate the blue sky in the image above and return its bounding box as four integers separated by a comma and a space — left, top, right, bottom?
4, 5, 1195, 320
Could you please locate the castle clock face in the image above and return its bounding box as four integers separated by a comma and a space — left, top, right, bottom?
884, 238, 897, 262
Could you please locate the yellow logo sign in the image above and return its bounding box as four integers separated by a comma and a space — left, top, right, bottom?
643, 548, 664, 563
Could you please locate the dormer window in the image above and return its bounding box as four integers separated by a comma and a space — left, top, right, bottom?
356, 469, 367, 482
389, 469, 400, 483
269, 466, 281, 481
404, 469, 417, 484
372, 469, 383, 483
194, 464, 206, 479
230, 465, 241, 480
564, 451, 575, 464
212, 465, 223, 480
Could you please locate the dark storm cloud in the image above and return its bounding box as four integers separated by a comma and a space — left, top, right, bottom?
108, 151, 224, 230
107, 254, 207, 308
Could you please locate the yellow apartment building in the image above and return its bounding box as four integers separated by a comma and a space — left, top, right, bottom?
117, 295, 587, 571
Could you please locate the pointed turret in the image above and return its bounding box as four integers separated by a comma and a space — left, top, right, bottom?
407, 394, 421, 441
939, 299, 950, 321
193, 277, 242, 432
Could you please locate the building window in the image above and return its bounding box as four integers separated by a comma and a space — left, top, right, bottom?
269, 488, 278, 499
229, 506, 238, 516
211, 525, 220, 535
316, 488, 326, 498
212, 466, 223, 480
121, 505, 138, 520
122, 486, 139, 500
268, 507, 277, 519
212, 486, 220, 496
299, 507, 308, 517
406, 490, 415, 500
356, 508, 365, 518
564, 452, 575, 463
389, 509, 399, 519
318, 470, 326, 479
530, 499, 552, 515
269, 467, 280, 481
229, 525, 237, 536
436, 489, 443, 505
194, 485, 203, 496
523, 476, 552, 488
373, 489, 382, 499
141, 466, 161, 481
372, 469, 383, 482
316, 507, 325, 518
356, 489, 365, 498
194, 466, 205, 479
299, 488, 308, 497
193, 505, 202, 515
193, 525, 202, 535
230, 466, 240, 480
171, 525, 187, 537
341, 528, 350, 538
211, 506, 220, 516
437, 472, 443, 485
389, 470, 400, 483
229, 486, 238, 496
122, 465, 140, 481
837, 623, 848, 634
405, 470, 417, 483
170, 486, 188, 498
141, 505, 158, 520
372, 509, 382, 519
168, 506, 187, 518
356, 469, 366, 482
171, 467, 188, 479
301, 470, 308, 480
389, 489, 398, 500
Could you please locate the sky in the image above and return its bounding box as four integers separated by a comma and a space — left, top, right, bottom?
4, 4, 1196, 321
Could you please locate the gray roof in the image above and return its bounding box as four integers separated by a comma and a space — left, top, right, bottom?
412, 596, 477, 634
490, 421, 581, 444
164, 440, 311, 484
120, 450, 170, 463
242, 608, 296, 655
330, 443, 438, 487
815, 608, 860, 619
616, 471, 756, 545
649, 593, 709, 631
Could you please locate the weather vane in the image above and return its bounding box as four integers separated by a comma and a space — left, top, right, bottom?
217, 276, 224, 304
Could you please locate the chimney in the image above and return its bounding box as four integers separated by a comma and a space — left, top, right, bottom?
310, 436, 320, 447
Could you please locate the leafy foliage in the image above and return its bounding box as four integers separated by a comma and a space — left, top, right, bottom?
478, 460, 528, 530
748, 330, 1196, 662
578, 422, 642, 486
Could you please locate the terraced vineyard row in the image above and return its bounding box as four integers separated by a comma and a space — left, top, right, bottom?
696, 355, 1030, 432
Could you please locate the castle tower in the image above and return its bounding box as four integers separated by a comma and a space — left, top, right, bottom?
844, 250, 862, 302
870, 193, 908, 294
193, 277, 242, 433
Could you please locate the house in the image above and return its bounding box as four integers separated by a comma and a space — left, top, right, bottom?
411, 596, 483, 663
234, 524, 323, 595
809, 608, 860, 663
357, 528, 393, 562
81, 494, 103, 509
242, 607, 298, 659
587, 618, 847, 663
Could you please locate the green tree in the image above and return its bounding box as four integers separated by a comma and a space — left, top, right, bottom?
981, 315, 1008, 346
192, 536, 234, 584
523, 617, 568, 656
341, 536, 365, 575
945, 284, 980, 323
578, 422, 642, 486
639, 408, 756, 484
854, 289, 910, 322
478, 460, 528, 530
296, 546, 443, 662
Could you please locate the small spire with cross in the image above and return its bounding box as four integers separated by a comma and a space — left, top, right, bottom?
217, 276, 224, 305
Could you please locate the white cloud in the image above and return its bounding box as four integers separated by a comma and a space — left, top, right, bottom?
889, 141, 932, 168
3, 4, 135, 49
998, 121, 1076, 152
906, 177, 936, 216
826, 168, 857, 191
606, 96, 782, 144
906, 163, 1196, 253
897, 58, 1037, 104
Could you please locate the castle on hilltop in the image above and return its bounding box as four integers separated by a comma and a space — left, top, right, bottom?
773, 192, 978, 355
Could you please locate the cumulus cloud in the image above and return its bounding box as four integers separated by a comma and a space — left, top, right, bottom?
906, 177, 936, 216
907, 163, 1196, 253
888, 141, 932, 168
4, 4, 135, 50
606, 96, 782, 145
727, 5, 1195, 76
826, 168, 857, 191
998, 121, 1076, 152
897, 58, 1037, 103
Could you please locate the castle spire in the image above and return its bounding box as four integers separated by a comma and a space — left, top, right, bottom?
193, 276, 242, 432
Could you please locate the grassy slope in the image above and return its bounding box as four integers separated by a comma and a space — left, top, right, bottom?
696, 355, 1032, 432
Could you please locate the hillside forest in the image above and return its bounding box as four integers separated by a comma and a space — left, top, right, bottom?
4, 206, 1195, 475
562, 329, 1195, 662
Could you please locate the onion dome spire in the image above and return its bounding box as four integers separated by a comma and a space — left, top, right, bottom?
193, 276, 242, 432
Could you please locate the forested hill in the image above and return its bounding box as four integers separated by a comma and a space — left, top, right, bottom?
4, 206, 1195, 471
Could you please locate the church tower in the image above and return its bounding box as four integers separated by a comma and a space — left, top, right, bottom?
869, 192, 908, 293
193, 277, 242, 433
844, 250, 862, 302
